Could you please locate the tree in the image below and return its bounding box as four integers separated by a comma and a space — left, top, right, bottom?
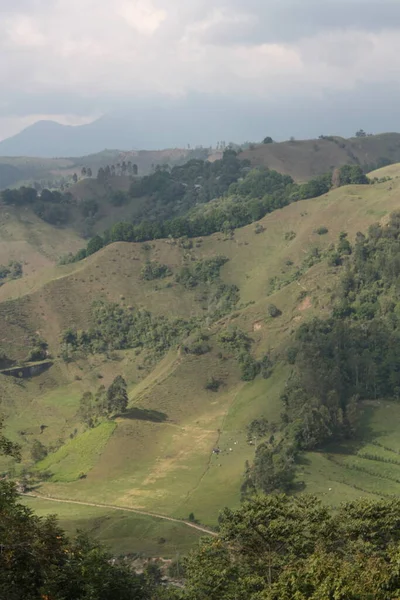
263, 136, 274, 144
87, 167, 92, 177
268, 303, 281, 318
0, 417, 20, 460
86, 235, 104, 256
81, 167, 87, 177
355, 128, 367, 137
107, 375, 128, 415
0, 416, 150, 599
72, 173, 78, 184
78, 391, 96, 428
0, 484, 147, 600
184, 495, 400, 600
31, 439, 47, 462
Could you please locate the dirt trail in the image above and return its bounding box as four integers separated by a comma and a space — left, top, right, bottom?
23, 493, 217, 537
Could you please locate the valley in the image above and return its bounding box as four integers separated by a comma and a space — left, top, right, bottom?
2, 144, 400, 559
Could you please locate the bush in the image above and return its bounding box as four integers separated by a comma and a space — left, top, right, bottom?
239, 353, 261, 381
205, 377, 221, 391
268, 304, 282, 318
316, 226, 329, 235
140, 261, 171, 281
184, 333, 211, 355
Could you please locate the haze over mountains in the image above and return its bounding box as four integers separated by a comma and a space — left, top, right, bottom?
3, 91, 400, 158
0, 97, 268, 157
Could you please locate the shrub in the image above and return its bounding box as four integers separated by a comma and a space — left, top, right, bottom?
205, 377, 221, 391
316, 226, 329, 235
140, 261, 171, 281
239, 353, 261, 381
268, 304, 282, 318
184, 333, 211, 355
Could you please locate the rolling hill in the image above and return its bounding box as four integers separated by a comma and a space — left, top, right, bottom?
0, 148, 201, 190
240, 133, 400, 181
2, 132, 400, 194
1, 163, 400, 556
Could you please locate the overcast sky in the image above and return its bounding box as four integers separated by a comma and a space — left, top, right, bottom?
1, 0, 400, 141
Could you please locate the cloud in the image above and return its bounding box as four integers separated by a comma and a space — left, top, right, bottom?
0, 0, 400, 140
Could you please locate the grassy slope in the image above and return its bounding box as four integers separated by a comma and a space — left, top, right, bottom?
2, 172, 400, 554
22, 496, 203, 557
0, 204, 82, 273
240, 133, 400, 181
0, 148, 194, 189
3, 131, 400, 190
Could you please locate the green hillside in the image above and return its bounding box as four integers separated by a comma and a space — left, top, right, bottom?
0, 161, 400, 555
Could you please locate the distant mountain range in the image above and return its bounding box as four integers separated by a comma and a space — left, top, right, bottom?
0, 97, 271, 157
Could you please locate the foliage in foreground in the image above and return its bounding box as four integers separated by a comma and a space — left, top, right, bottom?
183, 494, 400, 600
0, 421, 150, 600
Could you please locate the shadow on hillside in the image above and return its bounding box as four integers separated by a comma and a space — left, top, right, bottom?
121, 407, 168, 423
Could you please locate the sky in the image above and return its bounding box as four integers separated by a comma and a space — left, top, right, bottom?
1, 0, 400, 142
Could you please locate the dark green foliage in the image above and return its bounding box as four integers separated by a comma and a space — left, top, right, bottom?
0, 481, 147, 600
80, 198, 99, 218
260, 353, 274, 378
315, 225, 328, 235
86, 234, 104, 256
34, 202, 71, 225
31, 439, 48, 462
205, 377, 221, 392
1, 186, 75, 226
110, 190, 129, 206
27, 337, 48, 361
63, 300, 195, 358
176, 256, 228, 288
263, 136, 274, 144
218, 327, 262, 381
107, 375, 128, 415
1, 186, 38, 205
338, 164, 369, 185
183, 495, 400, 600
238, 353, 261, 381
207, 284, 240, 318
183, 333, 211, 356
0, 261, 22, 284
250, 442, 296, 494
247, 417, 270, 441
268, 303, 281, 318
78, 387, 108, 428
298, 172, 332, 199
69, 161, 369, 262
140, 261, 171, 281
217, 327, 252, 354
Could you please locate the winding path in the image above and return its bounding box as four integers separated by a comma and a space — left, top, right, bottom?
23, 493, 217, 537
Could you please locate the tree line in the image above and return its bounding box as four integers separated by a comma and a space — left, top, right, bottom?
244, 212, 400, 497
64, 161, 369, 264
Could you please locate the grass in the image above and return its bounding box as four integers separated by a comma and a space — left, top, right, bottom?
240, 133, 400, 182
22, 496, 203, 557
4, 170, 400, 552
299, 401, 400, 505
36, 422, 116, 482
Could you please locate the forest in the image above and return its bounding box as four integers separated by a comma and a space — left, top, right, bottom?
243, 212, 400, 497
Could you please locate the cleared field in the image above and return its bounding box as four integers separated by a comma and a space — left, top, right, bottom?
300, 402, 400, 505
22, 496, 203, 557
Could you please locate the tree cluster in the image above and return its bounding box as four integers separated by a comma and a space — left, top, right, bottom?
183, 494, 400, 600
78, 376, 129, 427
